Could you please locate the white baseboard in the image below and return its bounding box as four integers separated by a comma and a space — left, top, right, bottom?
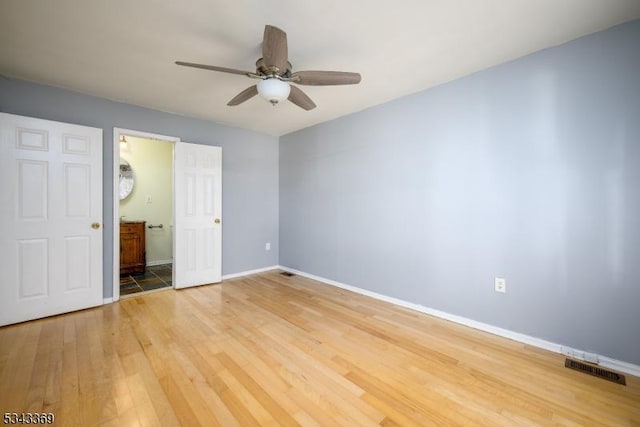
103, 297, 114, 304
147, 259, 172, 267
279, 265, 640, 378
222, 265, 280, 280
595, 356, 640, 378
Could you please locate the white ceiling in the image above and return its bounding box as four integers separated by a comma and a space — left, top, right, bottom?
1, 1, 639, 136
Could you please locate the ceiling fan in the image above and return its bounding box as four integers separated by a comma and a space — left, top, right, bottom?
175, 25, 361, 111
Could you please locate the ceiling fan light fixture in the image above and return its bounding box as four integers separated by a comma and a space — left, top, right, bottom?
257, 78, 290, 105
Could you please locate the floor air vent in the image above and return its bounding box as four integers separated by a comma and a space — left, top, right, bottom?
280, 271, 295, 277
564, 359, 626, 385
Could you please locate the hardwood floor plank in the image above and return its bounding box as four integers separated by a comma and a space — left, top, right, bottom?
0, 270, 638, 426
0, 322, 41, 415
215, 352, 300, 426
59, 316, 81, 427
23, 320, 57, 412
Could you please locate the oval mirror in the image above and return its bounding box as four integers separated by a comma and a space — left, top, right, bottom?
119, 159, 134, 200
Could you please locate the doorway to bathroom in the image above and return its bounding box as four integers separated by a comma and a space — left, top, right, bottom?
117, 132, 175, 297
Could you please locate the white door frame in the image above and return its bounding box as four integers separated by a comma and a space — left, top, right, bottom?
112, 127, 180, 302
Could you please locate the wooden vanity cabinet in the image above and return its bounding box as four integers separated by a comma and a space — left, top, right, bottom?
120, 221, 146, 275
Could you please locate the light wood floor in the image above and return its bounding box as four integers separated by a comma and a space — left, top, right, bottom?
1, 271, 638, 426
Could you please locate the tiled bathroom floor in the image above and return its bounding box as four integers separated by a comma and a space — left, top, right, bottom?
120, 263, 172, 296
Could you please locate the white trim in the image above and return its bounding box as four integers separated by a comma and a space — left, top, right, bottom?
147, 259, 172, 267
222, 265, 280, 280
112, 128, 180, 303
103, 297, 114, 304
597, 356, 640, 378
279, 266, 640, 378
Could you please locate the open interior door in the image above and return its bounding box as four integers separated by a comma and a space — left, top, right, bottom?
174, 142, 222, 288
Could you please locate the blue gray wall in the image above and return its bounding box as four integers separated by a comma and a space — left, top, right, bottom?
280, 21, 640, 364
0, 77, 279, 299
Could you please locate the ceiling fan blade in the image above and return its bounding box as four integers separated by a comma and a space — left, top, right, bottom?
262, 25, 288, 73
288, 86, 316, 111
175, 61, 252, 76
291, 70, 361, 86
227, 85, 258, 106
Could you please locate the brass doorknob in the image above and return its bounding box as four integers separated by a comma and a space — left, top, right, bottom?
91, 222, 101, 229
214, 218, 221, 224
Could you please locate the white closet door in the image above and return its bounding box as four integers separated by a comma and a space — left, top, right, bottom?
0, 113, 103, 326
174, 142, 222, 288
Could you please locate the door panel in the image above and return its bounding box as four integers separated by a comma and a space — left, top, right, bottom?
18, 160, 48, 219
65, 236, 90, 290
0, 113, 103, 326
174, 142, 222, 288
18, 239, 49, 298
64, 163, 91, 217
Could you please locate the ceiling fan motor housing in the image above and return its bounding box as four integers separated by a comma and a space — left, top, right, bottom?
256, 58, 293, 77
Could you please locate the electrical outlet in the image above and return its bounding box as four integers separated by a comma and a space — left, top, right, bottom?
265, 242, 271, 251
494, 277, 506, 293
146, 195, 152, 204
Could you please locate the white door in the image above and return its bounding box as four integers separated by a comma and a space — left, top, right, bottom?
174, 142, 222, 288
0, 113, 103, 326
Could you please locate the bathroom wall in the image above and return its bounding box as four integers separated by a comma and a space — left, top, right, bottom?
120, 136, 173, 265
